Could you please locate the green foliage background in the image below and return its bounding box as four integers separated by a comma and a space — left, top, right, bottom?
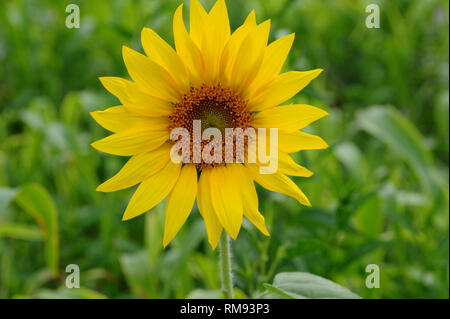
0, 0, 448, 298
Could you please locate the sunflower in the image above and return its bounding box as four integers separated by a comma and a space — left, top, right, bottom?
91, 0, 328, 249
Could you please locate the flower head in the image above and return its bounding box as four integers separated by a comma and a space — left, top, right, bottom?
91, 0, 328, 249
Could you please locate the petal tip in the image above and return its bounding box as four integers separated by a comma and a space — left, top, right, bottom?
122, 207, 139, 221
95, 183, 109, 192
175, 3, 184, 13
141, 27, 154, 40
122, 45, 132, 57
320, 109, 329, 119
228, 229, 239, 240
121, 214, 132, 221
98, 76, 109, 86
90, 141, 99, 149
315, 68, 324, 75
209, 238, 219, 250
303, 199, 312, 207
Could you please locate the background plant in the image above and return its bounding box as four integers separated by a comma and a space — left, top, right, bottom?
0, 0, 448, 298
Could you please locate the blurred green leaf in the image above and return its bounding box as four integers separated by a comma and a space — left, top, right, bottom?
22, 269, 54, 295
120, 250, 154, 298
24, 286, 107, 299
186, 289, 222, 299
0, 223, 43, 241
192, 253, 220, 290
187, 287, 247, 299
334, 141, 364, 182
286, 238, 328, 257
354, 196, 383, 238
61, 92, 83, 128
434, 90, 449, 157
263, 283, 304, 299
14, 183, 59, 277
0, 187, 18, 212
264, 272, 361, 299
357, 105, 436, 192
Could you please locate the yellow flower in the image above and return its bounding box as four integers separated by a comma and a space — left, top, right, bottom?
91, 0, 328, 249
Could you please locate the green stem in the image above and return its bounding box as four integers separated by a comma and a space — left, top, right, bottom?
219, 232, 234, 299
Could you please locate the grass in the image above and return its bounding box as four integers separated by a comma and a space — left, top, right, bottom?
0, 0, 448, 299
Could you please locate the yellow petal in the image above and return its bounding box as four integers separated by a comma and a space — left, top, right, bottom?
243, 9, 256, 26
246, 163, 311, 206
247, 33, 295, 98
122, 46, 180, 101
231, 19, 271, 95
278, 152, 313, 177
197, 169, 223, 249
201, 0, 230, 83
99, 77, 172, 117
219, 10, 256, 84
99, 77, 131, 102
229, 164, 269, 236
209, 165, 243, 239
252, 104, 328, 132
189, 0, 208, 46
173, 4, 205, 86
245, 209, 270, 236
163, 165, 198, 247
141, 27, 189, 92
96, 143, 172, 192
278, 130, 328, 153
248, 69, 323, 111
122, 161, 181, 221
90, 106, 168, 133
91, 127, 168, 156
247, 135, 312, 177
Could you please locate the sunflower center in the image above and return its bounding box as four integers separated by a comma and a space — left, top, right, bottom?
198, 108, 229, 133
169, 84, 253, 169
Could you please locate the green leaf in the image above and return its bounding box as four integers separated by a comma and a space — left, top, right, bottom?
263, 284, 303, 299
354, 196, 383, 237
286, 238, 328, 257
120, 250, 154, 298
0, 187, 18, 212
0, 223, 43, 241
334, 141, 364, 182
186, 289, 222, 299
187, 288, 247, 299
22, 269, 54, 295
264, 272, 361, 299
23, 287, 107, 299
61, 92, 83, 128
357, 105, 435, 193
14, 183, 59, 277
433, 91, 449, 156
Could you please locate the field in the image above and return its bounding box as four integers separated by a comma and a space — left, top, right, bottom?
0, 0, 448, 299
